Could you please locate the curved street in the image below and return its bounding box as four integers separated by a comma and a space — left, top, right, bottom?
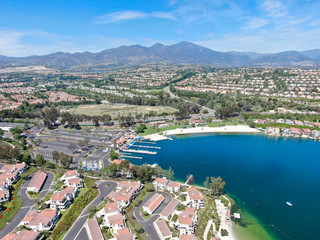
0, 171, 55, 239
134, 191, 173, 240
64, 180, 117, 240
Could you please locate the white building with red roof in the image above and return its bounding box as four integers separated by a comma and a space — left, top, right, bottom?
115, 227, 135, 240
27, 171, 47, 193
187, 187, 205, 209
107, 181, 141, 208
2, 230, 42, 240
180, 234, 199, 240
20, 209, 60, 232
47, 187, 77, 211
153, 177, 181, 193
176, 207, 197, 235
142, 193, 165, 215
61, 170, 83, 188
0, 189, 9, 203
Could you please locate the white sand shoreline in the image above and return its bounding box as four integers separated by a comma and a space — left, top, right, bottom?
215, 198, 238, 240
144, 125, 261, 141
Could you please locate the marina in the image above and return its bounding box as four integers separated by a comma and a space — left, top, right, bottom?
128, 133, 320, 240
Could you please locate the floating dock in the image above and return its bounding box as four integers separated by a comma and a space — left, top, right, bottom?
121, 155, 143, 159
132, 145, 161, 149
122, 149, 157, 155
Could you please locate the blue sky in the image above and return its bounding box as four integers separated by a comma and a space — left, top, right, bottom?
0, 0, 320, 56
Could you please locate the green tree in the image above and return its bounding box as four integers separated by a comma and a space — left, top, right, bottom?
209, 176, 226, 196
22, 151, 32, 165
110, 149, 119, 161
52, 151, 59, 163
203, 176, 210, 189
35, 154, 46, 166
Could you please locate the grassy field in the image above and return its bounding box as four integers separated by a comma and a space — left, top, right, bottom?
139, 124, 185, 136
67, 104, 177, 117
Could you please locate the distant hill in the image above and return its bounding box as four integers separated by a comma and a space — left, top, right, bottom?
0, 41, 319, 69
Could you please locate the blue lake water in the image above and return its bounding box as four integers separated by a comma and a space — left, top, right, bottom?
126, 133, 320, 240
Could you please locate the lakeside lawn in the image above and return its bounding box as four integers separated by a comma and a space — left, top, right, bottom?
66, 103, 177, 117
139, 124, 185, 136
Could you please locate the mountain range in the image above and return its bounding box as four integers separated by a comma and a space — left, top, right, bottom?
1, 41, 320, 70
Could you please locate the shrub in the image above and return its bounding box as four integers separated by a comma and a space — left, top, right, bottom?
221, 229, 229, 236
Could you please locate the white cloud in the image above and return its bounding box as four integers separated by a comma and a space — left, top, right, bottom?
262, 0, 288, 18
195, 27, 320, 53
245, 18, 269, 29
94, 10, 175, 23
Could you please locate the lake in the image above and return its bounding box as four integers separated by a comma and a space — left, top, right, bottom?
125, 133, 320, 240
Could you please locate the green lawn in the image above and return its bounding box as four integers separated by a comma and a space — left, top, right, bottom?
206, 119, 245, 127
67, 104, 177, 117
139, 124, 185, 136
27, 191, 39, 199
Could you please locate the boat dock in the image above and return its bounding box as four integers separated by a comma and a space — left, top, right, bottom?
132, 145, 161, 149
120, 155, 143, 159
122, 149, 157, 155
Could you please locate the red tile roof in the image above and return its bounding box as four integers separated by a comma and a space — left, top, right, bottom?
143, 193, 164, 213
28, 171, 47, 191
160, 199, 179, 218
86, 218, 104, 240
180, 234, 199, 240
115, 227, 134, 240
155, 219, 171, 238
2, 230, 41, 240
188, 188, 203, 201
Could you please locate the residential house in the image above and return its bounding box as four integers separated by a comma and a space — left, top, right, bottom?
105, 213, 126, 234
97, 201, 122, 226
107, 181, 141, 208
0, 189, 10, 203
20, 209, 60, 232
290, 127, 302, 136
187, 188, 204, 209
153, 177, 181, 193
2, 230, 43, 240
115, 227, 135, 240
153, 178, 169, 191
176, 208, 197, 235
180, 234, 199, 240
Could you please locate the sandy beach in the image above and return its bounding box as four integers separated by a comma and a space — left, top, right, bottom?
144, 125, 260, 141
215, 198, 237, 240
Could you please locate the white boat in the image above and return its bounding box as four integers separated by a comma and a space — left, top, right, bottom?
286, 201, 293, 206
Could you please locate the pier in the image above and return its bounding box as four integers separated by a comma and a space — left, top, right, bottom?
132, 144, 161, 149
121, 155, 143, 159
122, 149, 157, 155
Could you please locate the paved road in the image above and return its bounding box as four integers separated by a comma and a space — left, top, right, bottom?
134, 191, 173, 240
0, 171, 54, 239
63, 181, 117, 240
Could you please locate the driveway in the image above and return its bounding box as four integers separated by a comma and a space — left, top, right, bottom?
134, 191, 173, 240
0, 171, 54, 239
63, 181, 117, 240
